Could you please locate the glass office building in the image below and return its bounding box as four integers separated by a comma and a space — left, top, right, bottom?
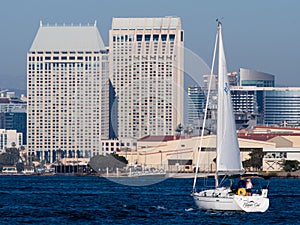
187, 86, 206, 126
264, 89, 300, 126
239, 68, 275, 87
0, 112, 27, 144
0, 98, 27, 145
231, 87, 300, 126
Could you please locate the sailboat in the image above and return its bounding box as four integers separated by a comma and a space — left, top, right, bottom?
191, 21, 269, 212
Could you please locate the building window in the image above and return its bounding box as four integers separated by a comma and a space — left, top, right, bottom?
169, 34, 175, 41
137, 35, 143, 41
161, 34, 167, 41
145, 35, 151, 41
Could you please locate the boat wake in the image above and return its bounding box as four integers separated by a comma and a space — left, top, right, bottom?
185, 208, 195, 212
152, 205, 166, 210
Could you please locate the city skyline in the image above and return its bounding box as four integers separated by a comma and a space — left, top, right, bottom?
0, 0, 300, 90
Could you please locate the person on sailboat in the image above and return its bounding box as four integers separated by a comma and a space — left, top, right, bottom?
246, 179, 253, 196
237, 178, 247, 195
238, 178, 246, 189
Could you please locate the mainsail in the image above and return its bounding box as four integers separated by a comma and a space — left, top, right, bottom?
216, 23, 243, 173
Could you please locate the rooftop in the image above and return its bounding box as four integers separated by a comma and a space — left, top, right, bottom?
30, 21, 106, 52
111, 17, 181, 30
138, 135, 190, 142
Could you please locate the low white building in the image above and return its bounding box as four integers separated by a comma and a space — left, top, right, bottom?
263, 148, 300, 171
0, 129, 23, 151
263, 135, 300, 171
118, 135, 275, 172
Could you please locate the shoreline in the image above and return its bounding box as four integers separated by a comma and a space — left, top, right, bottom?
259, 171, 300, 178
1, 171, 300, 178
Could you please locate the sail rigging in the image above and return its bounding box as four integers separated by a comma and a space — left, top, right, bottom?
192, 30, 219, 193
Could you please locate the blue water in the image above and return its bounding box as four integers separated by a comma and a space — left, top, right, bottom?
0, 176, 299, 225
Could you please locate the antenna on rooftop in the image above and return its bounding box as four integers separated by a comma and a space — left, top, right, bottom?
40, 20, 43, 27
94, 20, 97, 27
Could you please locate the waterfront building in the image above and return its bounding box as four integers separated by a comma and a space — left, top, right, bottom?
109, 17, 184, 139
118, 134, 275, 172
117, 127, 300, 172
0, 129, 23, 151
27, 22, 109, 163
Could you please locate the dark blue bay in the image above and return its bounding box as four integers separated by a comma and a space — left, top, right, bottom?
0, 175, 299, 225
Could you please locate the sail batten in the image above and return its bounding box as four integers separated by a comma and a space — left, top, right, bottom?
216, 23, 243, 172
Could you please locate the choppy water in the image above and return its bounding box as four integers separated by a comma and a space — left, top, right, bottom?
0, 175, 299, 224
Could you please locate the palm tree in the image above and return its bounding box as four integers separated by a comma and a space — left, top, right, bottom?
184, 126, 193, 136
175, 123, 183, 138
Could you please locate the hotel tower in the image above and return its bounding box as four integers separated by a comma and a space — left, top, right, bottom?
110, 17, 184, 139
27, 22, 109, 162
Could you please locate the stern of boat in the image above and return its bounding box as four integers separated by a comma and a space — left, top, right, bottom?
233, 191, 269, 212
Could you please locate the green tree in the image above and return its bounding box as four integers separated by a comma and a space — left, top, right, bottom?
184, 126, 193, 136
16, 162, 24, 172
280, 159, 300, 172
89, 154, 128, 173
175, 123, 183, 137
243, 149, 266, 171
0, 147, 20, 166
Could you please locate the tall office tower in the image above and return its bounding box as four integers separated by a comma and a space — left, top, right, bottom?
110, 17, 184, 139
27, 22, 109, 163
187, 86, 206, 127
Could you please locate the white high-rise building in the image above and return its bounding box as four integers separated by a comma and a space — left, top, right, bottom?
0, 129, 23, 152
27, 22, 109, 162
110, 17, 184, 139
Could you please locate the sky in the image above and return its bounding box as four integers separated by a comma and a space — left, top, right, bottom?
0, 0, 300, 90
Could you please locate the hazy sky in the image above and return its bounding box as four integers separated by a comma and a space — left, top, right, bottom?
0, 0, 299, 90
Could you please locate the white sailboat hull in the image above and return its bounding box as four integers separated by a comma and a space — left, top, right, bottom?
193, 188, 269, 212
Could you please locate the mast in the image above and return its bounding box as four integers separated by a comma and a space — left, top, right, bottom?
192, 24, 219, 193
215, 21, 222, 188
